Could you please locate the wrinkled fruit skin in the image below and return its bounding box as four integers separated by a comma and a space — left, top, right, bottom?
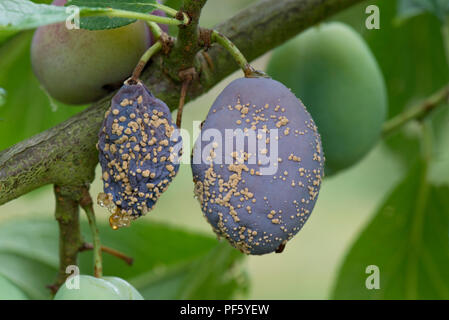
31, 0, 150, 105
98, 81, 182, 229
0, 274, 28, 300
267, 22, 387, 175
54, 275, 143, 300
191, 77, 324, 255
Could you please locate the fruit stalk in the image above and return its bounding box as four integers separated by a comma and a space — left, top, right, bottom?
131, 41, 163, 81
382, 83, 449, 137
80, 189, 103, 278
210, 30, 256, 77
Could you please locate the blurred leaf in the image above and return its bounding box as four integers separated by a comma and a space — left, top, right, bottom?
132, 242, 248, 299
67, 0, 156, 30
0, 217, 247, 299
79, 219, 220, 279
0, 253, 56, 299
333, 161, 449, 299
398, 0, 449, 23
0, 31, 84, 150
0, 0, 106, 31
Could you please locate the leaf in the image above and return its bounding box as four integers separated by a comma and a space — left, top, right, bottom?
398, 0, 449, 23
67, 0, 157, 30
0, 0, 106, 32
0, 217, 248, 299
0, 31, 84, 150
130, 242, 248, 300
332, 161, 449, 299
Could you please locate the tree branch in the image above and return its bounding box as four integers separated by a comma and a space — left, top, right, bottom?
50, 184, 84, 293
0, 0, 364, 205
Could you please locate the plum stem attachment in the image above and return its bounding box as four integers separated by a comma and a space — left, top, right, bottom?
176, 67, 196, 128
131, 41, 163, 82
382, 83, 449, 137
96, 8, 188, 26
79, 189, 102, 278
80, 243, 134, 266
209, 30, 266, 78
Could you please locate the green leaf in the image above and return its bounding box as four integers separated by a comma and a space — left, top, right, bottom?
332, 161, 449, 299
0, 31, 84, 150
130, 242, 248, 300
0, 0, 106, 32
67, 0, 156, 30
0, 217, 247, 299
398, 0, 449, 23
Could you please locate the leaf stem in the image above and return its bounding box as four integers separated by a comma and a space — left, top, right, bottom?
79, 189, 102, 278
96, 8, 186, 26
382, 84, 449, 137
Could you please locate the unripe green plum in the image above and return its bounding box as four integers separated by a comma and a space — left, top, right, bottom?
0, 274, 28, 300
31, 0, 150, 105
267, 22, 387, 175
103, 276, 143, 300
54, 275, 143, 300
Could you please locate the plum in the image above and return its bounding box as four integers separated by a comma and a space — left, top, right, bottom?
267, 22, 387, 175
191, 77, 324, 255
54, 275, 143, 300
31, 0, 151, 105
97, 80, 182, 229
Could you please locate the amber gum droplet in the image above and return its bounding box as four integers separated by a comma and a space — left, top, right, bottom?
97, 192, 110, 207
109, 209, 131, 230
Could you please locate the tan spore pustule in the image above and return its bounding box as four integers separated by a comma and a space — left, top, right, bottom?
191, 77, 324, 255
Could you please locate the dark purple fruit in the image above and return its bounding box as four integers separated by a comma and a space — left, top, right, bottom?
191, 77, 324, 255
97, 80, 182, 229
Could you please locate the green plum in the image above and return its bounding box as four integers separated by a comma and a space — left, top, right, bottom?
31, 0, 150, 105
54, 275, 143, 300
267, 22, 387, 175
0, 274, 28, 300
103, 276, 143, 300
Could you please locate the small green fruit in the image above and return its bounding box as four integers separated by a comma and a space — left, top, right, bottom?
267, 22, 387, 175
0, 274, 28, 300
54, 275, 143, 300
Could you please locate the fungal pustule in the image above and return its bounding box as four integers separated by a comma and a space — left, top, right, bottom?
191, 77, 324, 255
97, 80, 182, 229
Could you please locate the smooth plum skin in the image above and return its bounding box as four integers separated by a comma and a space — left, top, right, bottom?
191, 77, 324, 255
0, 275, 28, 300
103, 277, 143, 300
54, 275, 122, 300
267, 22, 387, 175
31, 1, 150, 105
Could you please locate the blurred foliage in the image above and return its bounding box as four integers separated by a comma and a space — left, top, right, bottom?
398, 0, 449, 22
0, 218, 247, 299
333, 160, 449, 299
